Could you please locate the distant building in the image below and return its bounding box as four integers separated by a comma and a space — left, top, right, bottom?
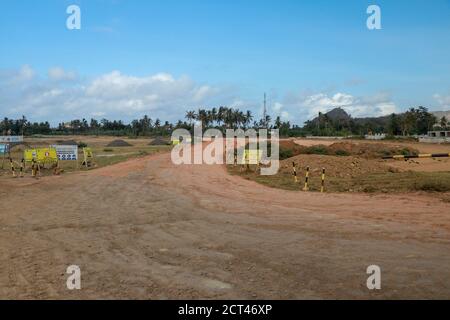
63, 122, 73, 129
365, 133, 386, 140
419, 131, 450, 143
428, 130, 450, 138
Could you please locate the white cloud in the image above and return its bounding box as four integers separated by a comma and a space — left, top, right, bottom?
273, 102, 283, 113
0, 66, 226, 123
0, 65, 35, 86
0, 65, 401, 126
272, 102, 290, 121
433, 94, 450, 109
17, 65, 35, 82
48, 67, 77, 81
288, 91, 397, 121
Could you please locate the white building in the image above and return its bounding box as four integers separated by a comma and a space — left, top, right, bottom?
419, 131, 450, 143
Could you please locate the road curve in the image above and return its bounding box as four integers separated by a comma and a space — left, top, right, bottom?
1, 152, 449, 299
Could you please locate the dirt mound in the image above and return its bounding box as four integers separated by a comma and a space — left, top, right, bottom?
149, 137, 170, 146
9, 142, 32, 151
106, 139, 133, 147
286, 140, 420, 159
327, 142, 419, 159
280, 154, 394, 179
56, 139, 78, 145
278, 140, 305, 159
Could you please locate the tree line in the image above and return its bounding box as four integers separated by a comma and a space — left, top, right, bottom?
0, 106, 446, 137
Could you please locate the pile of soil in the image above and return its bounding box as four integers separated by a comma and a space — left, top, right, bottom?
56, 139, 78, 145
279, 140, 304, 157
9, 142, 32, 151
327, 142, 419, 159
149, 137, 170, 146
106, 139, 133, 147
281, 140, 420, 160
280, 154, 395, 179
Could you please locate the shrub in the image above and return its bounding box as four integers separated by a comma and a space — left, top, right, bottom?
279, 148, 293, 160
305, 145, 329, 155
335, 149, 350, 156
400, 148, 417, 156
103, 148, 113, 152
412, 181, 450, 192
363, 186, 377, 193
78, 142, 87, 148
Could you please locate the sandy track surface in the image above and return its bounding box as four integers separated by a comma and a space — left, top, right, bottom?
1, 153, 450, 299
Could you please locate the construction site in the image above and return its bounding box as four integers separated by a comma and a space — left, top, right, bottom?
0, 135, 449, 299
1, 0, 450, 306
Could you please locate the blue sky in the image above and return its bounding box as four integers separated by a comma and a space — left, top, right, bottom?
1, 0, 450, 125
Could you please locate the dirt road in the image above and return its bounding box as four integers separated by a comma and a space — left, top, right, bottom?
1, 152, 450, 299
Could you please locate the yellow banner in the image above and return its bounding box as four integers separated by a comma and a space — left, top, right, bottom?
37, 148, 58, 163
83, 147, 93, 158
24, 148, 58, 163
24, 149, 37, 162
243, 149, 263, 164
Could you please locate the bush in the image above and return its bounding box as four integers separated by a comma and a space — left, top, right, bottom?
334, 149, 350, 156
363, 186, 377, 193
400, 148, 417, 156
412, 181, 450, 192
305, 145, 329, 155
103, 148, 113, 152
381, 149, 393, 157
78, 142, 87, 148
279, 148, 293, 160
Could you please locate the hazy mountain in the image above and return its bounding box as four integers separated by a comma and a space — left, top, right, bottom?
310, 107, 388, 125
323, 107, 351, 121
432, 111, 450, 120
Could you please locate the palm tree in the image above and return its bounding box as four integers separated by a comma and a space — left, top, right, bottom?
185, 110, 197, 125
245, 110, 253, 128
211, 107, 218, 126
275, 116, 282, 129
197, 109, 208, 126
265, 115, 271, 128
217, 106, 226, 127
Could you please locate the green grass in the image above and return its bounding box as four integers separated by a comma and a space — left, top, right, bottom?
0, 145, 171, 177
227, 165, 450, 194
81, 146, 169, 170
304, 145, 329, 155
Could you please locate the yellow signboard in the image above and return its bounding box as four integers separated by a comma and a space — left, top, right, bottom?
24, 149, 37, 162
81, 147, 94, 168
24, 148, 58, 164
37, 148, 58, 163
83, 147, 93, 158
242, 149, 263, 165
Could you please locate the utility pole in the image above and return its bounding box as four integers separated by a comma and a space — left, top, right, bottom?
263, 92, 267, 128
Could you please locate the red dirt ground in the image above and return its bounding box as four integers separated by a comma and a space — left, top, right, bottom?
1, 152, 450, 299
